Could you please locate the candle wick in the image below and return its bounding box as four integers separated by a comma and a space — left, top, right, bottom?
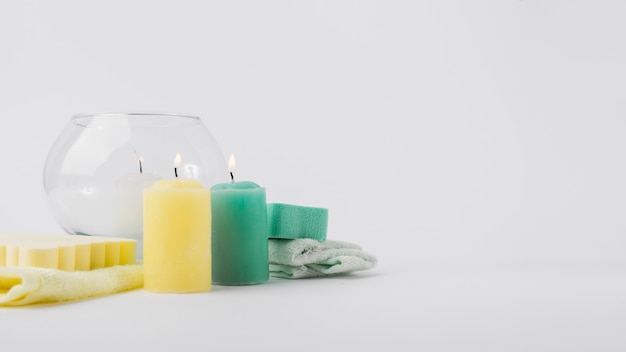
229, 171, 234, 182
175, 167, 178, 178
139, 159, 143, 174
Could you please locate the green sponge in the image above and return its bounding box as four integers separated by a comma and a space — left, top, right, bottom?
267, 203, 328, 241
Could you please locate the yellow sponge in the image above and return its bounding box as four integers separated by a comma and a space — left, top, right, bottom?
0, 233, 136, 271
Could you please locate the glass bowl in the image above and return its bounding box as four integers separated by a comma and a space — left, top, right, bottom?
43, 112, 228, 258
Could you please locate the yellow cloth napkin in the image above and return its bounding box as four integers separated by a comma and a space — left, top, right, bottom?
0, 264, 143, 306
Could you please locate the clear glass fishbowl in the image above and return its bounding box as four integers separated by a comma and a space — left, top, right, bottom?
43, 112, 228, 259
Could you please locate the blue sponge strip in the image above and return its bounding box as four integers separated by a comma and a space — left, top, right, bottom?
267, 203, 328, 241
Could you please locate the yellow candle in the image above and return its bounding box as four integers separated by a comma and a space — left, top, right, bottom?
143, 178, 212, 293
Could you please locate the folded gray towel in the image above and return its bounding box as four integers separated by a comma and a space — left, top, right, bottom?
268, 238, 377, 279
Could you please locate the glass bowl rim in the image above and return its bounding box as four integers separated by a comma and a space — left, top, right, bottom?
72, 111, 200, 120
70, 111, 201, 128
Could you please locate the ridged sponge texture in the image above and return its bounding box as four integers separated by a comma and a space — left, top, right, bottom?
267, 203, 328, 241
0, 233, 136, 271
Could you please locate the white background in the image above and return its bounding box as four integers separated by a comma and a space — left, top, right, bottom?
1, 1, 626, 351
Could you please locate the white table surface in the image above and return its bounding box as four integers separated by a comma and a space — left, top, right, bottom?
3, 258, 626, 352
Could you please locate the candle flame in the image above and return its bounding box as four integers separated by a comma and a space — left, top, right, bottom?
228, 154, 236, 172
174, 153, 181, 167
139, 156, 144, 163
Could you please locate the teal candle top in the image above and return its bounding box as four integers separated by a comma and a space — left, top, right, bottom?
211, 180, 260, 191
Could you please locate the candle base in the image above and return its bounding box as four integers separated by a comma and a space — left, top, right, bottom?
212, 278, 268, 286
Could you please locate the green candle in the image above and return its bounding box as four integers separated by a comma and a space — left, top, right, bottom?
210, 155, 269, 285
